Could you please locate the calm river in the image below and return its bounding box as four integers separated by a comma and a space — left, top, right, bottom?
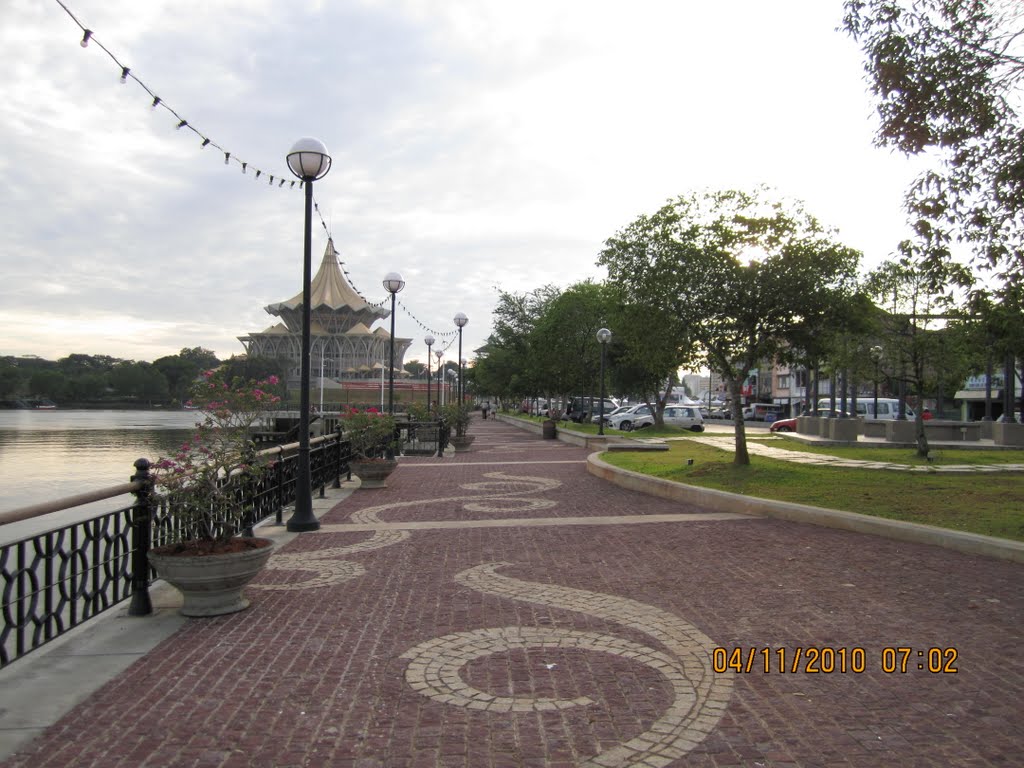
0, 409, 201, 542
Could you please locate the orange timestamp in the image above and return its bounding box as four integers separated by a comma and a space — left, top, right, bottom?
712, 646, 959, 674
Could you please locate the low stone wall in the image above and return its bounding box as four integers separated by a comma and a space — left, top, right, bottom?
994, 422, 1024, 447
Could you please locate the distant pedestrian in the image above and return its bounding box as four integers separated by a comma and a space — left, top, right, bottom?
482, 401, 490, 420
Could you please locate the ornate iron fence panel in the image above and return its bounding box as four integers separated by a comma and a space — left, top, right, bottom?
396, 420, 447, 456
0, 506, 135, 668
0, 433, 353, 670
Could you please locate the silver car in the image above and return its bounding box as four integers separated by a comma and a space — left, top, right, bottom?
633, 405, 705, 432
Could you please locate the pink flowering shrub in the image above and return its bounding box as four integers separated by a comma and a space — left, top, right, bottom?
153, 369, 281, 543
341, 407, 399, 460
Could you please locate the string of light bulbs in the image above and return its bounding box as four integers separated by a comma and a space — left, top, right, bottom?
55, 0, 467, 353
53, 0, 298, 190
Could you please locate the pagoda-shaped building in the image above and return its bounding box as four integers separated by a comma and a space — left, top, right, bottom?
238, 239, 412, 387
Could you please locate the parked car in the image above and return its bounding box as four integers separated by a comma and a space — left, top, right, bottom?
817, 397, 913, 420
608, 403, 655, 431
769, 417, 798, 433
592, 405, 631, 424
633, 405, 705, 432
565, 396, 618, 423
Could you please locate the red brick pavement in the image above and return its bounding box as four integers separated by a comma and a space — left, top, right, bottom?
3, 417, 1021, 767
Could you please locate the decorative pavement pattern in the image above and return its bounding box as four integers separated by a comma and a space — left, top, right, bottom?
688, 435, 1024, 473
2, 417, 1021, 767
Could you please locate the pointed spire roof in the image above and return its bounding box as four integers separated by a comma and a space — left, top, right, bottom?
264, 239, 389, 333
269, 239, 376, 313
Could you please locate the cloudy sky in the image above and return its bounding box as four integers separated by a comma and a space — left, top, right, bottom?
2, 0, 926, 368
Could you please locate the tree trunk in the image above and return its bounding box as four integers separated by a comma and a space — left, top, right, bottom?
730, 378, 750, 465
915, 413, 930, 458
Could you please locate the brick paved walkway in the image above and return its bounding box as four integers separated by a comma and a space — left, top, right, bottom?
3, 418, 1021, 767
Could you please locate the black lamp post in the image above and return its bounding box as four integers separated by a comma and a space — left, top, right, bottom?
870, 345, 883, 420
285, 137, 331, 532
424, 335, 435, 413
454, 312, 468, 403
383, 272, 405, 415
596, 327, 612, 435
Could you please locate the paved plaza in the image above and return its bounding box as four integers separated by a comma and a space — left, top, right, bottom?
1, 417, 1021, 767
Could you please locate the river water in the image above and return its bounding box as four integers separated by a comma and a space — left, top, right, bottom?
0, 409, 201, 542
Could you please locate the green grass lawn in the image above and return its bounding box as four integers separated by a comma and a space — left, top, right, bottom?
600, 438, 1024, 542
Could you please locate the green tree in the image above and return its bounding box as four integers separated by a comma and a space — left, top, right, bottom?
606, 298, 696, 425
109, 362, 170, 404
842, 0, 1024, 287
0, 363, 24, 400
475, 286, 562, 408
29, 370, 68, 401
153, 354, 202, 404
530, 282, 617, 405
599, 188, 861, 464
865, 251, 967, 455
178, 347, 220, 370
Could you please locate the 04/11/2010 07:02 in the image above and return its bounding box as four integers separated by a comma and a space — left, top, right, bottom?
712, 646, 959, 674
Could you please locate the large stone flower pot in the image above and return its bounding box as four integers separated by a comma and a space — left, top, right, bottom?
351, 458, 398, 488
148, 538, 275, 617
450, 434, 476, 452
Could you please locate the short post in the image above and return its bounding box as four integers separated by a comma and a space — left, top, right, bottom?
333, 426, 343, 488
128, 458, 154, 617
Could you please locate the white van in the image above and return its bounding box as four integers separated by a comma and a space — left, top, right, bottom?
817, 398, 914, 420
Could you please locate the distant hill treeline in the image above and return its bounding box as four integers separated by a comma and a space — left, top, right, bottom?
0, 348, 289, 407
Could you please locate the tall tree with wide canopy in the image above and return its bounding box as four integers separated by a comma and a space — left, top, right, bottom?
599, 188, 861, 465
529, 281, 618, 404
842, 0, 1024, 287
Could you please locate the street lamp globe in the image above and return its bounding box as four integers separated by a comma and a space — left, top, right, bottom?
383, 272, 406, 295
286, 137, 332, 181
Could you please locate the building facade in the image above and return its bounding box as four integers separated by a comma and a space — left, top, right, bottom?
238, 240, 412, 389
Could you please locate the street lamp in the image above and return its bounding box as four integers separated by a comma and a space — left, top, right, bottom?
454, 312, 468, 403
383, 272, 405, 415
870, 345, 883, 420
596, 328, 612, 435
424, 335, 435, 413
285, 137, 331, 533
435, 350, 444, 407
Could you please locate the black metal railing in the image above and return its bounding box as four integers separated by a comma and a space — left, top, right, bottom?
395, 418, 450, 457
0, 432, 352, 670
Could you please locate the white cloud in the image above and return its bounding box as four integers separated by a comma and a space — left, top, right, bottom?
1, 0, 931, 367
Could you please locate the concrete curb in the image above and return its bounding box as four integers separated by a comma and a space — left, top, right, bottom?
587, 451, 1024, 564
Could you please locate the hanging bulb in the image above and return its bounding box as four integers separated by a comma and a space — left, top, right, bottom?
241, 162, 247, 174
279, 179, 285, 187
201, 138, 210, 148
120, 67, 130, 84
176, 120, 188, 130
151, 96, 161, 110
255, 170, 261, 180
80, 30, 92, 48
268, 175, 274, 185
224, 152, 231, 165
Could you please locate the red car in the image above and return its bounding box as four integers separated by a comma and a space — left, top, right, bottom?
769, 417, 797, 433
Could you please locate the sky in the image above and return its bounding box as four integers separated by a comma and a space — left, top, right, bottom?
1, 0, 929, 369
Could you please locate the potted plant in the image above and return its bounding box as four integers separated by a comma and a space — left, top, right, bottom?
443, 400, 475, 451
150, 369, 282, 617
342, 407, 401, 487
542, 407, 561, 440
